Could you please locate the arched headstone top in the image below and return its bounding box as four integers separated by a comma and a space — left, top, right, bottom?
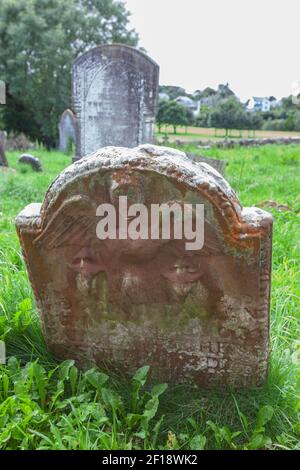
59, 108, 76, 121
58, 109, 77, 152
21, 145, 270, 256
73, 43, 159, 70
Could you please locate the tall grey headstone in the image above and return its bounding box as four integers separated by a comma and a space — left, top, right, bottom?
72, 44, 159, 159
58, 109, 77, 152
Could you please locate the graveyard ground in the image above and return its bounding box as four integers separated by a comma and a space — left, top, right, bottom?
156, 125, 300, 141
0, 144, 299, 450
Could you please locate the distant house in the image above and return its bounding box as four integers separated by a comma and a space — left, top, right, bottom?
159, 92, 170, 101
175, 96, 200, 116
247, 97, 271, 113
199, 95, 218, 108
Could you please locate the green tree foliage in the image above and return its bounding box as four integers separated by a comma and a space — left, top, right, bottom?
195, 105, 210, 127
209, 97, 250, 136
201, 87, 217, 98
156, 100, 169, 133
217, 83, 235, 99
156, 100, 193, 134
0, 0, 138, 147
248, 112, 263, 130
260, 96, 300, 131
293, 111, 300, 131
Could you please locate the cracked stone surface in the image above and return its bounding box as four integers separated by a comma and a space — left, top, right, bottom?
16, 144, 272, 387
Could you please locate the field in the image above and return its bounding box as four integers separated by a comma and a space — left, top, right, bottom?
156, 125, 300, 142
0, 144, 299, 450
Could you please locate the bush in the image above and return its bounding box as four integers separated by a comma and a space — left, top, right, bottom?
262, 119, 286, 131
293, 112, 300, 131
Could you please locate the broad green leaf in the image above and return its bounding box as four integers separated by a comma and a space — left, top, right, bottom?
190, 434, 207, 450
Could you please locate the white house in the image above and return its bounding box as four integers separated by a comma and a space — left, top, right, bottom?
175, 96, 200, 116
247, 97, 271, 113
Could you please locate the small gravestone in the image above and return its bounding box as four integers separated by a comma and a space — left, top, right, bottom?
197, 155, 227, 176
16, 144, 272, 387
187, 153, 227, 176
19, 154, 42, 172
58, 109, 77, 152
72, 44, 159, 159
0, 131, 8, 167
197, 145, 212, 150
0, 130, 6, 145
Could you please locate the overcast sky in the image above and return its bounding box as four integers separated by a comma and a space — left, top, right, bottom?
123, 0, 300, 101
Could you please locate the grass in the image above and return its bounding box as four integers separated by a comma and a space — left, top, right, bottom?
0, 145, 299, 450
156, 125, 300, 142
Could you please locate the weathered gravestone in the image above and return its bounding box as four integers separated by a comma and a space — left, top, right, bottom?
0, 131, 8, 167
19, 154, 43, 172
0, 130, 6, 145
58, 109, 77, 152
197, 156, 227, 175
72, 44, 159, 160
186, 153, 227, 176
16, 145, 272, 387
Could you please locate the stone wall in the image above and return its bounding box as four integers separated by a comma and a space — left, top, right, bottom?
174, 137, 300, 148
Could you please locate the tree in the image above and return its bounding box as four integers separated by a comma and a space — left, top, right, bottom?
184, 107, 195, 131
293, 111, 300, 131
156, 100, 169, 133
217, 83, 235, 99
202, 87, 217, 98
209, 97, 248, 136
0, 0, 138, 147
163, 101, 191, 134
195, 105, 210, 127
248, 112, 262, 131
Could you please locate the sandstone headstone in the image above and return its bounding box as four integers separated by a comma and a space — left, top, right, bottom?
58, 109, 77, 152
72, 44, 159, 159
0, 131, 8, 167
16, 145, 272, 387
19, 154, 42, 172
